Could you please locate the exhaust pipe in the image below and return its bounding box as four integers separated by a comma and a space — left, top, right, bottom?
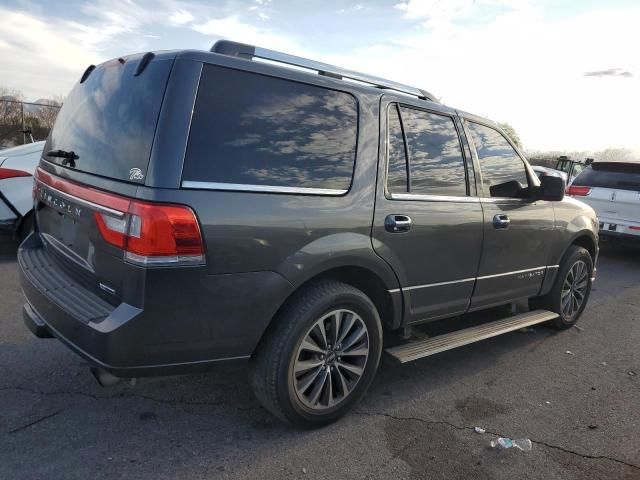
90, 367, 122, 387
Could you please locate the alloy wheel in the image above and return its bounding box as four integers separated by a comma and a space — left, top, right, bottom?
292, 309, 369, 410
561, 260, 589, 319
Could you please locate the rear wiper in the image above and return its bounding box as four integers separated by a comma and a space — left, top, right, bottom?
47, 149, 79, 167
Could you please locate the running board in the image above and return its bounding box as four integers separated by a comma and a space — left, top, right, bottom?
386, 310, 558, 364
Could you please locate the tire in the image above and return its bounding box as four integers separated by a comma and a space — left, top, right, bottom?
535, 245, 593, 329
18, 212, 34, 243
249, 280, 383, 428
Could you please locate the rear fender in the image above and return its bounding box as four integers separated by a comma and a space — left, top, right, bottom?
276, 232, 404, 328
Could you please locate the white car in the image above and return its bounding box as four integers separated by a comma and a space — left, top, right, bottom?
0, 141, 44, 240
567, 160, 640, 245
531, 165, 569, 183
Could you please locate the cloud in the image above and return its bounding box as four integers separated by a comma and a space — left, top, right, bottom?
0, 7, 97, 99
169, 9, 194, 25
584, 68, 633, 78
191, 15, 297, 52
338, 4, 364, 14
323, 3, 640, 150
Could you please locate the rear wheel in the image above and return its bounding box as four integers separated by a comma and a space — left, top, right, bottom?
249, 280, 382, 428
535, 245, 593, 329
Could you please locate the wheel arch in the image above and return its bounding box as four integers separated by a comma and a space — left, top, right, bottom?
291, 265, 401, 331
251, 261, 403, 358
540, 230, 598, 297
569, 233, 597, 261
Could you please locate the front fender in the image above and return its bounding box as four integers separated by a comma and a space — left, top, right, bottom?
550, 198, 598, 265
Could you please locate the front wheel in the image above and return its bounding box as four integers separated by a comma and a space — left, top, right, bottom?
249, 280, 382, 428
534, 245, 593, 329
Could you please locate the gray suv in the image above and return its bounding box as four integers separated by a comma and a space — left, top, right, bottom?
19, 41, 599, 427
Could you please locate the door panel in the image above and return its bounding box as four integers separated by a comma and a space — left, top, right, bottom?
471, 199, 555, 310
463, 118, 555, 310
373, 199, 484, 321
373, 100, 483, 323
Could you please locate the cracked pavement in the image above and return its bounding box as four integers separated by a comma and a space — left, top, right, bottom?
1, 236, 639, 480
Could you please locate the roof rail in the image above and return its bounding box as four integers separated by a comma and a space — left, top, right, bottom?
210, 40, 439, 103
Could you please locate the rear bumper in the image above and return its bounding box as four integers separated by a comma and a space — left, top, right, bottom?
19, 233, 294, 377
599, 229, 640, 246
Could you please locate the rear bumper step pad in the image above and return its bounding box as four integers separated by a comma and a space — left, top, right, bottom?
386, 309, 558, 363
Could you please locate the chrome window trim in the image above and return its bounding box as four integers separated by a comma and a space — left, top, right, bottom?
389, 192, 480, 203
389, 266, 555, 293
383, 102, 473, 201
35, 178, 126, 218
181, 181, 348, 196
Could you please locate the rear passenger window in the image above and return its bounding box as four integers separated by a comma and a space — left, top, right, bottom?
183, 65, 358, 192
387, 105, 408, 193
466, 122, 529, 197
400, 107, 467, 196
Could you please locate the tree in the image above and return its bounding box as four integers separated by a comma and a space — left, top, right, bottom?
0, 86, 63, 146
498, 122, 522, 149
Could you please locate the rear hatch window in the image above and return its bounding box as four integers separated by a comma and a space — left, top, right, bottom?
573, 162, 640, 192
43, 54, 173, 183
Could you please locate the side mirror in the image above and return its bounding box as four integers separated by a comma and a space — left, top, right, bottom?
536, 175, 565, 201
489, 180, 525, 198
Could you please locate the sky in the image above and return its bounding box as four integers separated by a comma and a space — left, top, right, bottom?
0, 0, 638, 151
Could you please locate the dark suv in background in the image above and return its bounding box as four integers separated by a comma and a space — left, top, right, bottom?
19, 41, 598, 427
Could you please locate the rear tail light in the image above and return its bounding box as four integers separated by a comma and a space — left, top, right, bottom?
630, 225, 640, 231
0, 167, 31, 180
35, 168, 204, 266
566, 185, 591, 196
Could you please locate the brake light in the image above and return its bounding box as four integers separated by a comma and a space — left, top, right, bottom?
0, 167, 31, 180
630, 225, 640, 231
35, 168, 204, 266
566, 185, 591, 196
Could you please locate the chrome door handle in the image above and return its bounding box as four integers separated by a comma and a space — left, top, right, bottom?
493, 214, 510, 229
385, 214, 412, 233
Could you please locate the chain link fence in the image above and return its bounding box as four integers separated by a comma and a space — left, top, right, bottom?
0, 99, 61, 149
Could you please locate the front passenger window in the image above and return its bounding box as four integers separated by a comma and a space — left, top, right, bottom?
467, 121, 529, 198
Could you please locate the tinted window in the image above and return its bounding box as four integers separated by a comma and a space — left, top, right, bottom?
46, 57, 173, 183
573, 163, 640, 192
401, 107, 467, 196
387, 105, 408, 193
184, 65, 358, 191
467, 121, 529, 197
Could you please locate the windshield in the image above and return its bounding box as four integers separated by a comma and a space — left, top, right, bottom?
44, 55, 173, 183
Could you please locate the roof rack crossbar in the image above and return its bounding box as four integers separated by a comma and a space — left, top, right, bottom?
210, 40, 439, 103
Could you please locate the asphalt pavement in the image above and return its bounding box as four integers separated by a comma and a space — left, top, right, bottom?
0, 234, 638, 480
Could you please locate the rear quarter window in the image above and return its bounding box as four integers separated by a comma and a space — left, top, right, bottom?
183, 65, 358, 193
573, 163, 640, 192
